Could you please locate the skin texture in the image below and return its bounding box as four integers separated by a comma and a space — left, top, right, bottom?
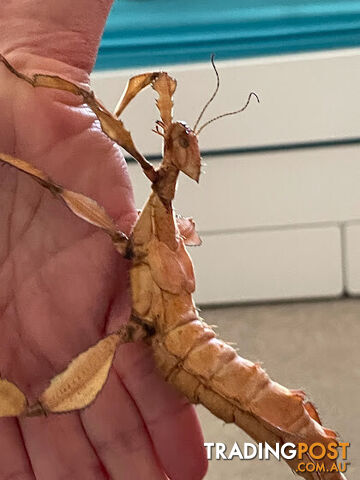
0, 1, 207, 479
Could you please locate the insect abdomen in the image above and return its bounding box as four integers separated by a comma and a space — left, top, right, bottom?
152, 318, 341, 480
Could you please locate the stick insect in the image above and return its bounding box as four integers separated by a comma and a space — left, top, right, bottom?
0, 54, 346, 480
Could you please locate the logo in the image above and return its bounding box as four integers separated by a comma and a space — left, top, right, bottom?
204, 442, 350, 474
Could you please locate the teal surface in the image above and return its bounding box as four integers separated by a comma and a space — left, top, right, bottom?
95, 0, 360, 70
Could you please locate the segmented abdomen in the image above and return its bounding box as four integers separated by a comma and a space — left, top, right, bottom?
151, 292, 342, 480
131, 200, 343, 480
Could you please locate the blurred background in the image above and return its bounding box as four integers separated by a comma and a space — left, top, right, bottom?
92, 1, 360, 478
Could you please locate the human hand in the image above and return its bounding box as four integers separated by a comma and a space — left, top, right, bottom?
0, 1, 207, 479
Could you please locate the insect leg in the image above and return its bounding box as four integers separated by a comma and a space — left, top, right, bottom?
0, 54, 157, 183
114, 72, 177, 133
0, 377, 27, 417
26, 319, 152, 416
175, 214, 202, 246
0, 153, 130, 256
114, 72, 160, 117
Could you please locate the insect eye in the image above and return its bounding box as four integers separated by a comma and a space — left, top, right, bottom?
179, 136, 189, 148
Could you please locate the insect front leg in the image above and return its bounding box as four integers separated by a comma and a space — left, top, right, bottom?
114, 71, 177, 128
114, 72, 160, 117
0, 54, 157, 183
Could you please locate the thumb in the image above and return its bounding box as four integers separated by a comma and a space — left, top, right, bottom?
0, 0, 114, 80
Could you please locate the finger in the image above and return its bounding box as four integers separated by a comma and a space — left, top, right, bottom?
0, 0, 114, 76
114, 343, 208, 480
81, 368, 168, 480
0, 418, 35, 480
19, 413, 109, 480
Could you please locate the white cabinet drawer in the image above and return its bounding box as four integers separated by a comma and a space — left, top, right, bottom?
344, 223, 360, 295
128, 145, 360, 233
91, 49, 360, 156
191, 227, 343, 305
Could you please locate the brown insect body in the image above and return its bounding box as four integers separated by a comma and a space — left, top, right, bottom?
130, 100, 342, 480
0, 55, 347, 480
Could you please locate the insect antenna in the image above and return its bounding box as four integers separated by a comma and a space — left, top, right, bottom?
193, 54, 220, 132
195, 91, 260, 135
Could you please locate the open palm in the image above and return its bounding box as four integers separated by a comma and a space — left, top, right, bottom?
0, 2, 207, 479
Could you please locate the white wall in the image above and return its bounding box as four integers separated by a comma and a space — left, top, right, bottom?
91, 49, 360, 305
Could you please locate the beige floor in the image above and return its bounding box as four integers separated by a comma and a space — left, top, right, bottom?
196, 299, 359, 480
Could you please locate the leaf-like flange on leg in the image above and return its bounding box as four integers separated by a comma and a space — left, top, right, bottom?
0, 53, 85, 96
114, 71, 177, 160
0, 153, 129, 255
0, 54, 157, 182
0, 378, 27, 417
36, 333, 121, 414
83, 98, 158, 182
176, 215, 202, 246
28, 321, 151, 415
114, 72, 160, 117
151, 73, 177, 127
